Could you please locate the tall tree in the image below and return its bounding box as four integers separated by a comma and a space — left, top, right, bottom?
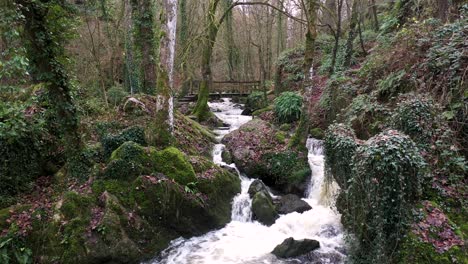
290, 0, 318, 148
224, 0, 238, 81
343, 0, 359, 68
329, 0, 343, 75
155, 0, 178, 145
16, 0, 81, 155
131, 0, 157, 94
370, 0, 379, 31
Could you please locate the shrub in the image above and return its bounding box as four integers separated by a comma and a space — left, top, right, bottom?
101, 126, 146, 158
324, 123, 359, 189
391, 95, 437, 147
376, 70, 412, 101
0, 102, 48, 201
246, 91, 266, 111
274, 92, 302, 123
344, 130, 426, 264
107, 85, 128, 106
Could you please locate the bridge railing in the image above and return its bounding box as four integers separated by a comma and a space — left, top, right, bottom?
188, 80, 261, 96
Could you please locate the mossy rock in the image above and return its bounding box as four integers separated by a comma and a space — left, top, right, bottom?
131, 176, 214, 236
257, 151, 311, 196
309, 128, 324, 140
151, 147, 197, 185
60, 191, 94, 220
101, 126, 147, 158
195, 158, 241, 226
251, 191, 278, 226
221, 149, 233, 164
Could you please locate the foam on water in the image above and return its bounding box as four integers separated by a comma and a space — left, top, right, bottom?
148, 98, 345, 264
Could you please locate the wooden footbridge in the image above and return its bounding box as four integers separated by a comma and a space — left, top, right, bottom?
179, 80, 261, 102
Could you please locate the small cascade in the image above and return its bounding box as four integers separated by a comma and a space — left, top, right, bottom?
149, 98, 345, 264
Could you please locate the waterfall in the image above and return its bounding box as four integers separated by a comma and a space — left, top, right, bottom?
148, 98, 345, 264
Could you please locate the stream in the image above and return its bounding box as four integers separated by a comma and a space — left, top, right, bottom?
150, 98, 345, 264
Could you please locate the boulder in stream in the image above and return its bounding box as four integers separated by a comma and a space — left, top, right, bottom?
276, 194, 312, 214
272, 237, 320, 259
248, 179, 270, 199
251, 191, 278, 226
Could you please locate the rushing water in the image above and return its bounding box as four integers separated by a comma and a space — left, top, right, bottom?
150, 98, 345, 264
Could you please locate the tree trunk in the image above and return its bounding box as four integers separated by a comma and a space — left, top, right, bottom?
131, 0, 157, 95
329, 0, 343, 75
192, 0, 220, 121
156, 0, 178, 146
323, 0, 336, 34
370, 0, 379, 31
343, 0, 359, 68
17, 0, 81, 155
436, 0, 448, 22
290, 0, 318, 149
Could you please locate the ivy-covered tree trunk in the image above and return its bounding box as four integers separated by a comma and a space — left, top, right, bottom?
343, 0, 359, 68
290, 0, 318, 149
131, 0, 157, 95
17, 0, 81, 155
224, 0, 238, 81
329, 0, 343, 75
192, 0, 220, 122
178, 0, 189, 96
370, 0, 379, 31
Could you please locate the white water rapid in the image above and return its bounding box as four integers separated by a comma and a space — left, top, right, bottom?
149, 98, 345, 264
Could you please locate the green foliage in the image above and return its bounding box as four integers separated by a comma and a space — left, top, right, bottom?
275, 46, 305, 92
344, 130, 426, 264
309, 128, 324, 140
391, 95, 436, 147
341, 94, 390, 139
107, 85, 128, 106
0, 1, 29, 88
318, 40, 348, 75
0, 102, 49, 201
101, 126, 147, 158
246, 91, 266, 111
274, 92, 302, 123
324, 123, 358, 189
0, 228, 32, 264
376, 70, 412, 101
261, 151, 311, 188
67, 144, 103, 180
319, 75, 355, 124
426, 11, 467, 103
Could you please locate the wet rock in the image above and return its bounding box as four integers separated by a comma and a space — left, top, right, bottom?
276, 194, 312, 214
221, 164, 237, 175
251, 191, 278, 226
241, 108, 253, 116
223, 119, 310, 196
272, 237, 320, 259
221, 149, 233, 164
248, 179, 270, 199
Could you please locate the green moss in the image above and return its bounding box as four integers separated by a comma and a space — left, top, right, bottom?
275, 131, 287, 144
196, 161, 241, 225
399, 233, 467, 264
60, 191, 93, 220
279, 123, 292, 131
260, 151, 311, 194
101, 126, 147, 158
92, 180, 135, 207
309, 128, 324, 139
252, 105, 274, 117
151, 147, 197, 185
